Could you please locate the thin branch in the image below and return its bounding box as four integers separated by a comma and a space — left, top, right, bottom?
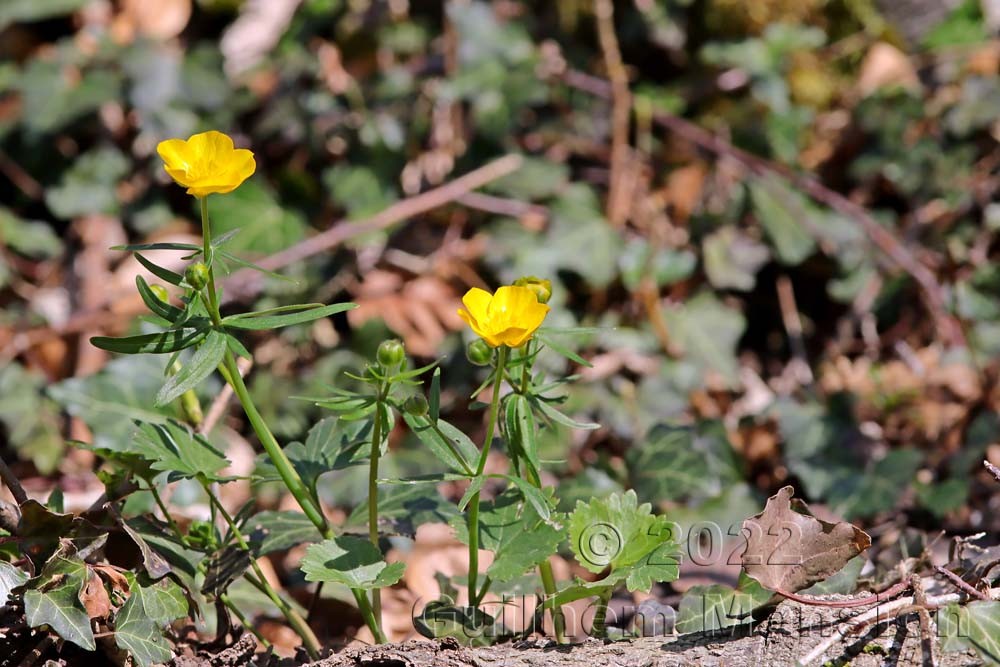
985, 460, 1000, 483
456, 192, 547, 220
594, 0, 632, 227
778, 579, 910, 609
221, 154, 524, 302
797, 586, 1000, 666
934, 565, 989, 600
0, 455, 28, 505
776, 275, 813, 384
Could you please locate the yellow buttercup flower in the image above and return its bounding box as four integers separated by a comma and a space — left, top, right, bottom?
458, 285, 550, 348
156, 131, 255, 197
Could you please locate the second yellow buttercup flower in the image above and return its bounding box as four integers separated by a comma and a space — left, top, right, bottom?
458, 285, 550, 348
156, 130, 256, 197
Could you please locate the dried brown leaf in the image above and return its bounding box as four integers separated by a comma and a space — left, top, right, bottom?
80, 569, 112, 620
741, 486, 871, 594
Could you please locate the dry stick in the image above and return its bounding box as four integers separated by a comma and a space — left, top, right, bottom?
0, 148, 43, 200
593, 0, 632, 228
911, 574, 938, 667
776, 276, 814, 384
0, 455, 28, 505
199, 357, 252, 435
0, 156, 524, 360
934, 565, 990, 600
797, 586, 1000, 666
456, 192, 547, 220
778, 579, 910, 609
985, 459, 1000, 483
221, 154, 524, 303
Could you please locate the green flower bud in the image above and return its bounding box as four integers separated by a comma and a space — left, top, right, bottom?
377, 339, 406, 369
149, 284, 170, 303
466, 338, 493, 366
185, 262, 210, 291
403, 394, 429, 416
513, 276, 552, 304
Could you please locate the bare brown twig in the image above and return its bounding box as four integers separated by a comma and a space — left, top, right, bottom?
593, 0, 632, 227
0, 455, 28, 505
778, 579, 910, 609
934, 565, 989, 600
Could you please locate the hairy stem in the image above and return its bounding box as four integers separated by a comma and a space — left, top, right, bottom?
591, 587, 613, 639
539, 560, 567, 643
467, 345, 508, 608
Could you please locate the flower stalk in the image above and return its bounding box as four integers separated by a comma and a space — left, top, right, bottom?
467, 345, 508, 606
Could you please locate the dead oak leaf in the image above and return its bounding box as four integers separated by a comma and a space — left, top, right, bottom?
741, 486, 871, 594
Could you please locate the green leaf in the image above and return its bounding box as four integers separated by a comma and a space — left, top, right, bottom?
301, 536, 406, 590
112, 242, 201, 253
505, 394, 540, 480
136, 276, 184, 321
626, 421, 743, 505
451, 489, 564, 583
130, 419, 229, 482
939, 600, 1000, 664
429, 368, 441, 422
216, 250, 298, 284
134, 253, 186, 286
114, 573, 188, 667
91, 327, 208, 355
206, 180, 307, 254
0, 207, 63, 258
23, 554, 95, 651
567, 490, 681, 586
675, 572, 772, 634
403, 413, 478, 475
534, 330, 593, 368
48, 356, 175, 451
703, 226, 771, 291
248, 511, 324, 556
45, 147, 128, 219
499, 475, 552, 521
154, 331, 227, 406
349, 484, 460, 537
625, 540, 684, 592
254, 417, 371, 490
546, 574, 623, 608
531, 396, 600, 430
414, 600, 499, 647
661, 291, 746, 387
222, 302, 356, 330
0, 561, 29, 602
749, 176, 816, 265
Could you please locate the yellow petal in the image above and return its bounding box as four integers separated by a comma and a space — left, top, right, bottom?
462, 288, 493, 322
156, 139, 192, 172
186, 130, 235, 164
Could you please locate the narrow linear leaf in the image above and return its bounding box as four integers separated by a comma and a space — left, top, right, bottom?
135, 253, 185, 286
112, 242, 201, 253
91, 328, 208, 355
222, 302, 357, 330
154, 331, 227, 407
136, 276, 183, 321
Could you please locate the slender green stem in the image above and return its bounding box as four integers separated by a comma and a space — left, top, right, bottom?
147, 483, 182, 538
204, 486, 322, 659
221, 593, 271, 648
352, 588, 388, 644
472, 576, 492, 607
367, 385, 386, 641
467, 345, 508, 608
539, 560, 566, 643
197, 196, 330, 539
591, 587, 613, 639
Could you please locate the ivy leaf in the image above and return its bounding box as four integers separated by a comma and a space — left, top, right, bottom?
114, 573, 188, 667
451, 489, 564, 583
254, 417, 371, 490
0, 561, 29, 603
939, 600, 1000, 664
567, 490, 681, 589
626, 421, 743, 505
675, 572, 772, 634
749, 175, 817, 265
661, 291, 746, 387
247, 511, 323, 556
23, 553, 95, 651
703, 226, 771, 291
301, 536, 405, 590
130, 419, 229, 482
154, 330, 227, 406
